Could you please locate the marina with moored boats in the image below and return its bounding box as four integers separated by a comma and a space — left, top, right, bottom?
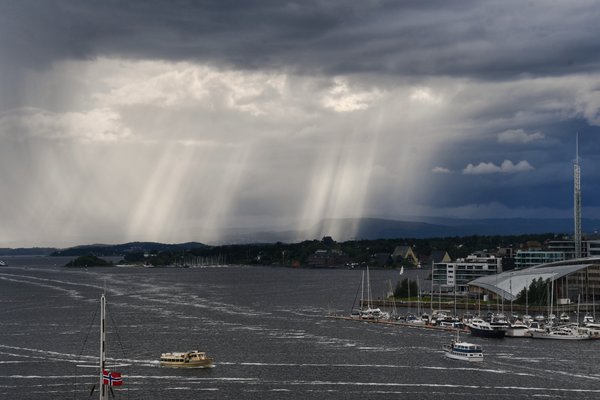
333, 266, 600, 343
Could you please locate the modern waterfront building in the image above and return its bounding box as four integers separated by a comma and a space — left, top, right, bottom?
546, 239, 600, 260
433, 254, 502, 293
468, 257, 600, 302
514, 250, 565, 269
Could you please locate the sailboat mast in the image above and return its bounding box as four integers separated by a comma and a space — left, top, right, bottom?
593, 284, 596, 321
577, 294, 581, 328
100, 294, 106, 400
417, 276, 421, 316
361, 271, 365, 310
367, 267, 370, 309
430, 262, 434, 315
550, 279, 554, 325
408, 277, 411, 314
525, 282, 528, 316
453, 279, 457, 317
510, 277, 513, 318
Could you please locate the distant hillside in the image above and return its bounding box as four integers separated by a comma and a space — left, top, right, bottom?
50, 241, 209, 257
2, 217, 598, 253
341, 217, 581, 240
0, 247, 56, 256
216, 217, 600, 243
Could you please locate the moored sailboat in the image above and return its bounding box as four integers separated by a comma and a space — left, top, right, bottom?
530, 326, 591, 340
531, 295, 590, 340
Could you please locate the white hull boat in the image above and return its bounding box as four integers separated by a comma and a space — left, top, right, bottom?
443, 331, 483, 362
530, 327, 590, 340
505, 321, 530, 338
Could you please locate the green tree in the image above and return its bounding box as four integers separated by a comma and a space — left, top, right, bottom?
515, 277, 549, 306
123, 251, 146, 263
394, 278, 418, 298
64, 254, 112, 267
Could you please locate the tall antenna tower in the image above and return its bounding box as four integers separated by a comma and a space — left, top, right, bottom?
574, 132, 582, 259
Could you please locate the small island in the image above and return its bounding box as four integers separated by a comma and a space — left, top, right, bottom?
64, 254, 113, 267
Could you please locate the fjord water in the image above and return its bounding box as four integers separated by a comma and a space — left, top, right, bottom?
1, 260, 599, 399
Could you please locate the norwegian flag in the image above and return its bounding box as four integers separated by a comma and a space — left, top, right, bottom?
102, 370, 123, 386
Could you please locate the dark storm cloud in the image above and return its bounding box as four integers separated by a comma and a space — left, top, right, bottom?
2, 0, 600, 246
2, 0, 600, 79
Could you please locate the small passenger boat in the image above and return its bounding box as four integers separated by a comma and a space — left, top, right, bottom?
443, 331, 483, 362
160, 350, 214, 368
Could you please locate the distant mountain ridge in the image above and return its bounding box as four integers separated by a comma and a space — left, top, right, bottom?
218, 217, 600, 243
0, 247, 57, 256
2, 217, 598, 254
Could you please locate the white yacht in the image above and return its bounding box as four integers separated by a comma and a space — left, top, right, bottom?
559, 312, 570, 323
530, 326, 590, 340
580, 322, 600, 339
467, 318, 506, 338
405, 313, 426, 325
505, 320, 530, 338
526, 321, 545, 336
534, 314, 546, 323
361, 307, 385, 319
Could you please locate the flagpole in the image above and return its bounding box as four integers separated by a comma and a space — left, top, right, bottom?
100, 293, 106, 400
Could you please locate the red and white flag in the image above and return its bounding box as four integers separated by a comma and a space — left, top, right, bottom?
102, 370, 123, 386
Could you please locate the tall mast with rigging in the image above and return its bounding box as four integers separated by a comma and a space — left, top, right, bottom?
100, 293, 107, 400
574, 132, 582, 259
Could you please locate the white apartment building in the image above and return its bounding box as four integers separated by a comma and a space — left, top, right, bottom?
433, 254, 502, 293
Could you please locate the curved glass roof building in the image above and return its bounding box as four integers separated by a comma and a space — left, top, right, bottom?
468, 257, 600, 302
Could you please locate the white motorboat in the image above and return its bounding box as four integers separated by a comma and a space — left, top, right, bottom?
405, 313, 426, 325
505, 320, 530, 338
443, 331, 484, 362
534, 314, 546, 323
467, 318, 506, 338
526, 321, 546, 336
361, 307, 385, 319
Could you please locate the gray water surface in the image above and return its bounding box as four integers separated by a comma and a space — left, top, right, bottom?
1, 261, 598, 399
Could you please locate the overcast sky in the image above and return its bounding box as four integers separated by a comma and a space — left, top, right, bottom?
1, 0, 599, 247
